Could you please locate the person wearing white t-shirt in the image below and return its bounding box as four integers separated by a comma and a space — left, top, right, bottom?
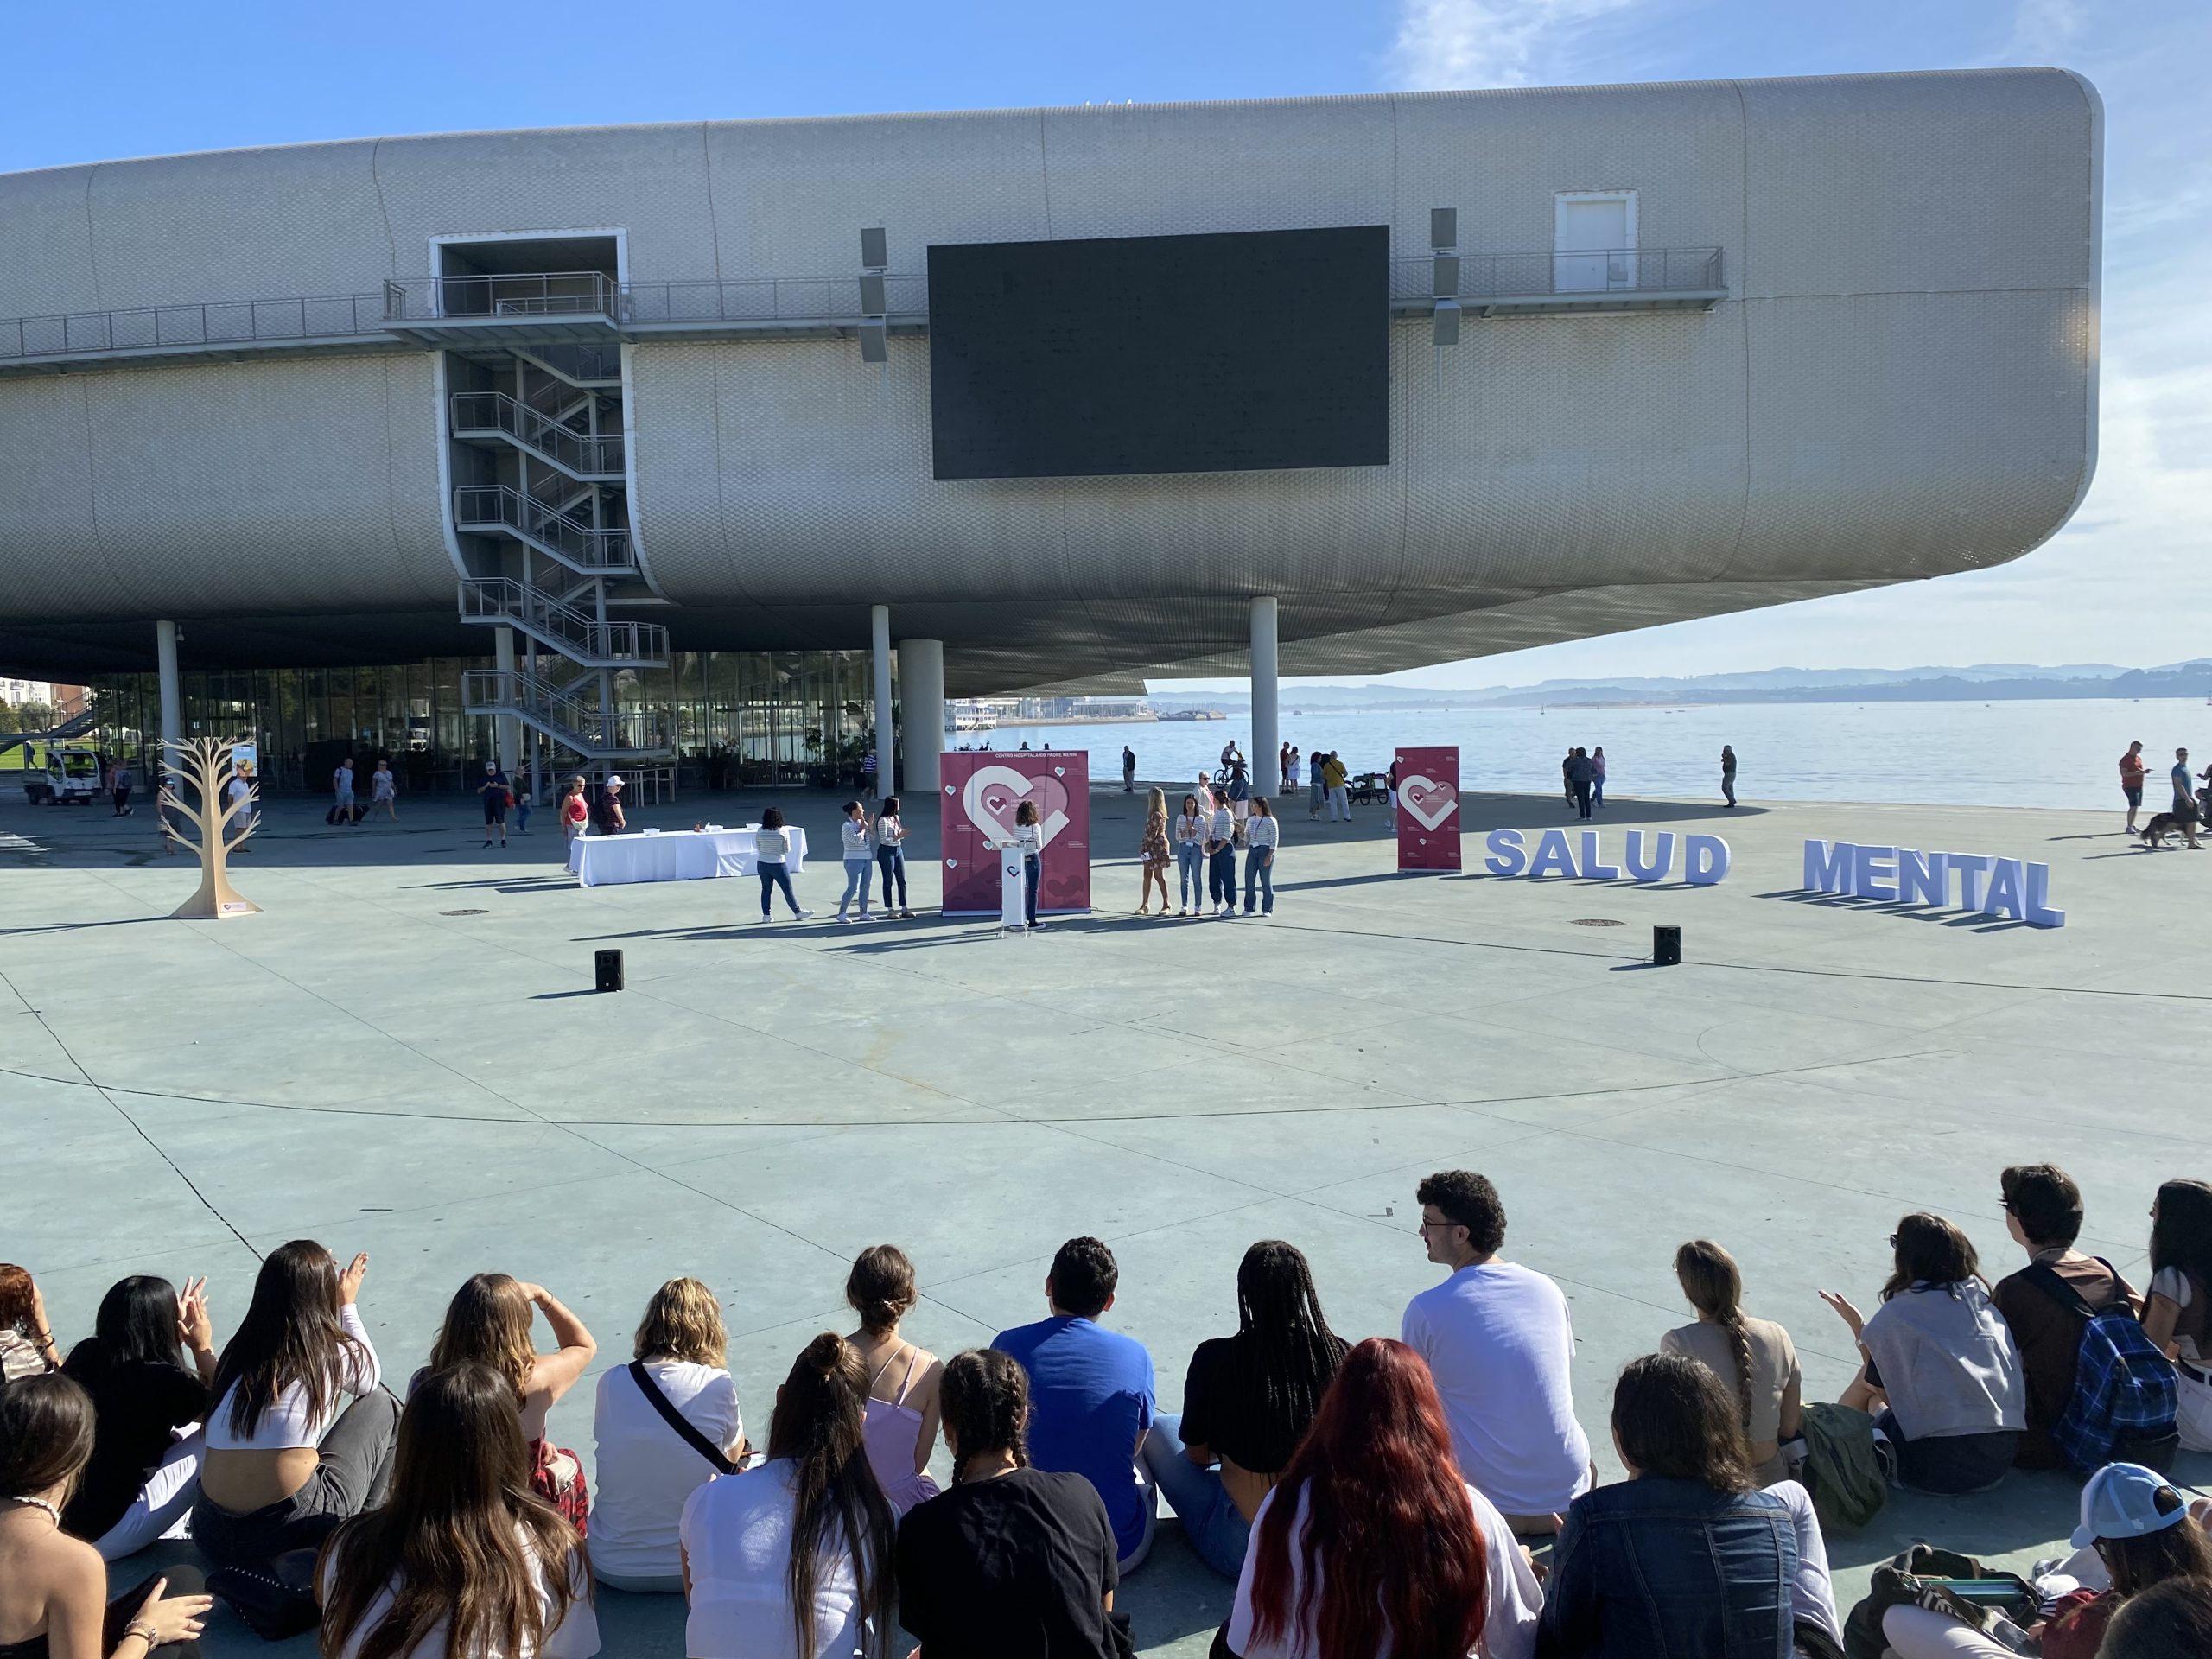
1242, 798, 1281, 916
592, 1278, 747, 1592
1401, 1170, 1593, 1531
1204, 802, 1237, 918
678, 1335, 896, 1659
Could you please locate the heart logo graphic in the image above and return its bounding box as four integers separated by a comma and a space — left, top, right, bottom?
1053, 767, 1065, 777
945, 859, 957, 868
961, 766, 1071, 849
1399, 774, 1459, 833
944, 785, 956, 796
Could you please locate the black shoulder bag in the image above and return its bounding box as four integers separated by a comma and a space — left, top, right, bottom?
628, 1359, 737, 1475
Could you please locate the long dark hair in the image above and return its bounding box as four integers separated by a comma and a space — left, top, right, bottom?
1613, 1352, 1756, 1493
2098, 1478, 2212, 1598
0, 1371, 96, 1503
1228, 1242, 1347, 1463
1249, 1338, 1488, 1658
79, 1275, 188, 1372
766, 1334, 895, 1659
210, 1240, 365, 1439
939, 1349, 1028, 1478
319, 1363, 584, 1659
1675, 1242, 1755, 1433
2151, 1180, 2212, 1294
1881, 1212, 1984, 1302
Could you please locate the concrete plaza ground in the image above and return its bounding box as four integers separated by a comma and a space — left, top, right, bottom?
3, 779, 2209, 1656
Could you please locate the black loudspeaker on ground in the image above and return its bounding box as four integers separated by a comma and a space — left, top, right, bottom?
594, 949, 625, 992
1653, 925, 1682, 967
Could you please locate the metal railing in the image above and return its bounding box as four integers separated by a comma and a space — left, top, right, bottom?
1395, 246, 1723, 302
462, 669, 673, 757
3, 246, 1726, 367
516, 343, 623, 391
457, 577, 669, 666
0, 292, 386, 362
619, 272, 929, 327
383, 271, 620, 324
451, 392, 625, 477
453, 486, 633, 572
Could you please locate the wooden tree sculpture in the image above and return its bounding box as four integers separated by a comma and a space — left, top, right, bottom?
159, 736, 261, 919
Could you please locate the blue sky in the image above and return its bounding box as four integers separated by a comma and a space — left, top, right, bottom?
4, 0, 2204, 686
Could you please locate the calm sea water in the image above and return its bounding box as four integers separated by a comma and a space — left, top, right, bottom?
966, 697, 2212, 811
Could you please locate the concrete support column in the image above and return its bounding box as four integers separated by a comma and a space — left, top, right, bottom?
870, 604, 895, 798
156, 620, 181, 759
1251, 596, 1280, 797
900, 638, 945, 794
493, 625, 521, 778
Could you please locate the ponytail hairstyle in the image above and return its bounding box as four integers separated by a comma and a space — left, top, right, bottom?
766, 1334, 894, 1659
939, 1349, 1030, 1480
426, 1274, 536, 1405
844, 1245, 918, 1338
1674, 1241, 1755, 1433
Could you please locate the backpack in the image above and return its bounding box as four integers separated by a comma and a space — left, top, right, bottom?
1796, 1402, 1887, 1530
2026, 1258, 2179, 1475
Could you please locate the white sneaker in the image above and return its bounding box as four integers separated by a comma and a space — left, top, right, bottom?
793, 909, 814, 921
836, 912, 852, 924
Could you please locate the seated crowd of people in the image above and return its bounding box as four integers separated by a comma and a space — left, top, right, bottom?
1, 1164, 2209, 1658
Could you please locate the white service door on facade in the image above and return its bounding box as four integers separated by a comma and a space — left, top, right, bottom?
1554, 195, 1633, 291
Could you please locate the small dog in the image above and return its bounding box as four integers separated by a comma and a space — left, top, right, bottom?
2137, 812, 2199, 849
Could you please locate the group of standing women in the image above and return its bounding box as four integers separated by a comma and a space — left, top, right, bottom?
1141, 786, 1278, 918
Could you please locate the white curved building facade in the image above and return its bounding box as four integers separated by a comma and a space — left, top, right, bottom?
0, 67, 2100, 787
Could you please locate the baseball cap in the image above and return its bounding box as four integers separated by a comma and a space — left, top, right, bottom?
2071, 1462, 2189, 1549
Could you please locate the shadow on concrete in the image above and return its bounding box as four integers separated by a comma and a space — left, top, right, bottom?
1753, 890, 2047, 934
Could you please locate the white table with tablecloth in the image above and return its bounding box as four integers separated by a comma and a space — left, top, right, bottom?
568, 826, 810, 887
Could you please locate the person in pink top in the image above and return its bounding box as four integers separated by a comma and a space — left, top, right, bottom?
842, 1246, 943, 1514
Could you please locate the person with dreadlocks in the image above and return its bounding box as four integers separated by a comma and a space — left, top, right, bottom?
1227, 1337, 1543, 1659
1660, 1240, 1803, 1486
1142, 1241, 1348, 1579
895, 1350, 1121, 1658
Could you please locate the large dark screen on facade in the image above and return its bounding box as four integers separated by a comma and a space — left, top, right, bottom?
927, 226, 1389, 480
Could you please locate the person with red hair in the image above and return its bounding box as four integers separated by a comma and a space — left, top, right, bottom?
1224, 1338, 1542, 1659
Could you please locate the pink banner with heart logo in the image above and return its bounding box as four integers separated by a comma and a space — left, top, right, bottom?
940, 751, 1093, 914
1395, 746, 1461, 871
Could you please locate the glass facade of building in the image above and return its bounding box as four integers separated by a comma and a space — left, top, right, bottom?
91, 650, 886, 794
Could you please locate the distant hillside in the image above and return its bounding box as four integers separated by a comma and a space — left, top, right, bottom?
1152, 660, 2212, 712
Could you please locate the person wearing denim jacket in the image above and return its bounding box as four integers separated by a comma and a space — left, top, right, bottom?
1538, 1354, 1815, 1658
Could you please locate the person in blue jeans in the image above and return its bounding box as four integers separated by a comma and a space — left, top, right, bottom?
753, 807, 810, 922
1242, 798, 1279, 916
1142, 1241, 1345, 1579
873, 796, 913, 919
993, 1236, 1158, 1572
1204, 799, 1236, 918
1174, 795, 1205, 918
836, 799, 875, 923
1540, 1352, 1827, 1658
1012, 799, 1046, 931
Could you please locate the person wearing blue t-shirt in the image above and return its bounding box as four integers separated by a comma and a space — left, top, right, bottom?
992, 1236, 1159, 1572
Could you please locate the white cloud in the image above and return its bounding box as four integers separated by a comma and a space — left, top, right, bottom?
1384, 0, 1641, 92
1995, 0, 2087, 63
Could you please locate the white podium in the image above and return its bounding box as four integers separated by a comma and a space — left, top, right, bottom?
989, 842, 1027, 931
